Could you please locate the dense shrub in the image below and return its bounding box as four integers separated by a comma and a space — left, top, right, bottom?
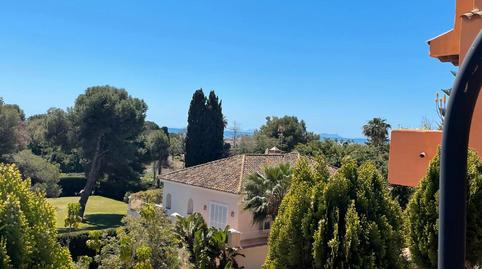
12, 149, 62, 197
57, 229, 117, 261
58, 174, 86, 196
406, 150, 482, 268
129, 188, 163, 204
0, 163, 74, 268
87, 205, 179, 268
264, 157, 406, 268
96, 178, 148, 201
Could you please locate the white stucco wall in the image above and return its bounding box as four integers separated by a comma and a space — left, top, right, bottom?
238, 245, 268, 269
162, 180, 267, 240
162, 180, 241, 229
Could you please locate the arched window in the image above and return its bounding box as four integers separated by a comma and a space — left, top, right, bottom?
187, 198, 193, 215
165, 193, 172, 210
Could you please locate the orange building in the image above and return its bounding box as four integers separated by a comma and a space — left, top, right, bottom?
388, 0, 482, 187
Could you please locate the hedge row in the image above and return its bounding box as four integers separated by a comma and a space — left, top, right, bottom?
58, 174, 86, 197
58, 173, 150, 201
57, 228, 117, 261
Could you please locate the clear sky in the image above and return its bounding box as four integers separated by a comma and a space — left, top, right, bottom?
0, 1, 456, 138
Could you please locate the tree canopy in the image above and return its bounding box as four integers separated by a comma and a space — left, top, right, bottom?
71, 86, 147, 217
362, 118, 391, 147
12, 149, 62, 197
0, 99, 25, 158
254, 116, 319, 152
185, 89, 226, 167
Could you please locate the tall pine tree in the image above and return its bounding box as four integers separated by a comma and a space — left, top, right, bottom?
185, 89, 225, 167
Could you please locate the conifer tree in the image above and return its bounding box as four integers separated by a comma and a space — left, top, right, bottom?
406, 150, 482, 268
264, 157, 406, 269
205, 90, 225, 162
185, 90, 207, 167
185, 89, 225, 167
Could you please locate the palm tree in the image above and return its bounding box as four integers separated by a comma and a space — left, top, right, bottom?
175, 213, 245, 269
243, 163, 292, 224
362, 118, 391, 147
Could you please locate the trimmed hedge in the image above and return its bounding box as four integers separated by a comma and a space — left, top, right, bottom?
59, 173, 150, 201
57, 228, 117, 261
59, 174, 86, 197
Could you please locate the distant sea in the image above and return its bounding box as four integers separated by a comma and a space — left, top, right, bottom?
168, 128, 366, 144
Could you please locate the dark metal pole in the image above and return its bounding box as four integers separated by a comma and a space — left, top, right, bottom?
439, 30, 482, 269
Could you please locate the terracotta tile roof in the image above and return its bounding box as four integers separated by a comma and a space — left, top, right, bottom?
160, 152, 306, 194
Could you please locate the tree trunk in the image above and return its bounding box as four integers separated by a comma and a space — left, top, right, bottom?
155, 160, 162, 188
79, 137, 104, 218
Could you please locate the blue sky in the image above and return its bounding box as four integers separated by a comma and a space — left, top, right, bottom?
0, 1, 456, 138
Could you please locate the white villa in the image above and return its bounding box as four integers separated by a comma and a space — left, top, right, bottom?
159, 148, 302, 269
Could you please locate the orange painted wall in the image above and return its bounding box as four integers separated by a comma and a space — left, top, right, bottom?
388, 130, 442, 187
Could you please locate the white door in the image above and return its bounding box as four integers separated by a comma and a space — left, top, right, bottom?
209, 202, 228, 229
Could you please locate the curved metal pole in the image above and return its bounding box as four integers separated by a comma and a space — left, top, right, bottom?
439, 30, 482, 269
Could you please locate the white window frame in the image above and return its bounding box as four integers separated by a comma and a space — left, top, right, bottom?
208, 201, 228, 229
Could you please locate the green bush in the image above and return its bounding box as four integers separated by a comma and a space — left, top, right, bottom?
58, 174, 86, 196
0, 163, 74, 268
264, 157, 406, 269
129, 189, 163, 204
96, 178, 148, 201
12, 150, 62, 197
57, 229, 117, 261
406, 150, 482, 268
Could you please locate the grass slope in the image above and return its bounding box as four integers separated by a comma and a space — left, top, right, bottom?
47, 195, 127, 233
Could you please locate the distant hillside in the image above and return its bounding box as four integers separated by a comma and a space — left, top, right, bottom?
168, 128, 366, 144
167, 128, 253, 138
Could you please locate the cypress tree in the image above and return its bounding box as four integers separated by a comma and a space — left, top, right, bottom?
185, 89, 207, 167
406, 149, 482, 268
205, 91, 225, 163
264, 157, 406, 269
185, 89, 225, 167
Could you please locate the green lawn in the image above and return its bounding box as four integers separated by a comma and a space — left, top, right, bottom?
47, 195, 127, 233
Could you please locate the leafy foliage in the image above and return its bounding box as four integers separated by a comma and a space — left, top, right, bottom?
87, 204, 179, 269
0, 163, 74, 268
264, 157, 406, 268
362, 117, 391, 148
12, 149, 62, 197
0, 99, 25, 158
185, 89, 226, 167
243, 163, 292, 224
64, 203, 82, 230
175, 213, 245, 269
143, 127, 170, 185
406, 150, 482, 268
295, 139, 389, 176
26, 108, 82, 173
254, 116, 319, 152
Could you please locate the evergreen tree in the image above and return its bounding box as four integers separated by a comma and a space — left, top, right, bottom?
264, 157, 406, 269
0, 99, 24, 158
205, 90, 225, 163
185, 89, 225, 167
71, 86, 147, 217
185, 89, 207, 167
406, 150, 482, 268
